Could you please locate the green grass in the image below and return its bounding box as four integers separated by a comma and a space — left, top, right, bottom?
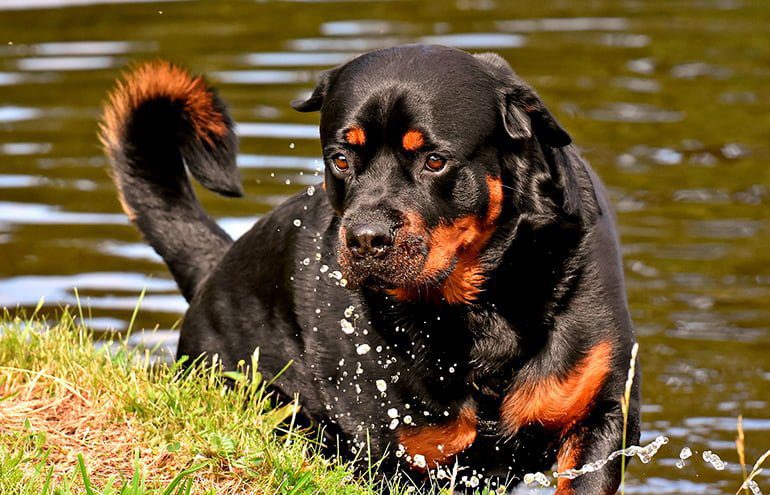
0, 308, 422, 495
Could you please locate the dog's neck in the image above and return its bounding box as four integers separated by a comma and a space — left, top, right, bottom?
358, 211, 589, 405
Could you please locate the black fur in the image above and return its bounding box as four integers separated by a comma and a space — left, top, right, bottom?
106, 45, 640, 494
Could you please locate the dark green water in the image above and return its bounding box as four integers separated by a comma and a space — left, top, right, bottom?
0, 1, 768, 493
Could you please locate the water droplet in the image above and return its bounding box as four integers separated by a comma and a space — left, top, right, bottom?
741, 480, 762, 495
702, 450, 726, 470
395, 443, 405, 457
677, 446, 692, 469
376, 379, 387, 392
340, 319, 355, 335
523, 472, 550, 487
306, 185, 315, 196
356, 343, 371, 355
293, 219, 302, 227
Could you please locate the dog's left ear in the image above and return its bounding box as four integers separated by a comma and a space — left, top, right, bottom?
291, 68, 339, 113
474, 53, 571, 148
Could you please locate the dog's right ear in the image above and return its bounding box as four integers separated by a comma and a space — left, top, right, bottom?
291, 68, 339, 112
474, 52, 571, 148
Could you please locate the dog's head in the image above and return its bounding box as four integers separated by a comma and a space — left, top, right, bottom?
293, 45, 575, 304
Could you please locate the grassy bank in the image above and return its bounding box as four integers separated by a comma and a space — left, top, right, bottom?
0, 309, 410, 495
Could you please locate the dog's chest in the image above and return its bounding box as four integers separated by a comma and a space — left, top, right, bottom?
310, 301, 521, 439
292, 250, 524, 460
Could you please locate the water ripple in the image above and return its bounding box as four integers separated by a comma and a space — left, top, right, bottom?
587, 103, 685, 123
419, 33, 526, 49
16, 55, 120, 71
0, 202, 128, 226
495, 17, 629, 33
0, 106, 43, 122
212, 70, 314, 84
0, 0, 186, 11
3, 41, 152, 56
320, 20, 413, 36
242, 51, 355, 67
237, 122, 319, 139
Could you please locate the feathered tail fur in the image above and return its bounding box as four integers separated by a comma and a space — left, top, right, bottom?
100, 61, 241, 301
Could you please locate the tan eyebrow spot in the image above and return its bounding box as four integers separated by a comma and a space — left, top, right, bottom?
345, 127, 366, 146
402, 129, 425, 151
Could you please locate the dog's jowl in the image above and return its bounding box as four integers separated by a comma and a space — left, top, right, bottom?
102, 45, 640, 494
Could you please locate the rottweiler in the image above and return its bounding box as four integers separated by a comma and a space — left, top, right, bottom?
101, 44, 641, 494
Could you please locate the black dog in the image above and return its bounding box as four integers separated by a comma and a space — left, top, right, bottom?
102, 45, 640, 494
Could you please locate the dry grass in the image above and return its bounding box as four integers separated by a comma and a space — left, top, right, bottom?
0, 373, 183, 487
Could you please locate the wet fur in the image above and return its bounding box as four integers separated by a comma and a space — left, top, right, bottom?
103, 46, 640, 494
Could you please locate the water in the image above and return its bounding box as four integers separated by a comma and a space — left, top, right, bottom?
0, 1, 768, 493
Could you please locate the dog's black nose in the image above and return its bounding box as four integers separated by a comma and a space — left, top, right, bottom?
346, 224, 394, 258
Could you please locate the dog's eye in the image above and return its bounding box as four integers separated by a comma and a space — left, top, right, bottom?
425, 154, 447, 172
331, 153, 349, 171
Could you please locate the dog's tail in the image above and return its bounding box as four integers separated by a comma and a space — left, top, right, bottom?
100, 61, 242, 301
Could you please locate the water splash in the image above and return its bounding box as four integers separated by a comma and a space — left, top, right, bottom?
702, 450, 726, 470
554, 435, 669, 480
522, 471, 551, 487
676, 446, 692, 469
741, 479, 763, 495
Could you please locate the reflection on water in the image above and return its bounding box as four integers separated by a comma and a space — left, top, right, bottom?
0, 106, 43, 122
0, 1, 768, 493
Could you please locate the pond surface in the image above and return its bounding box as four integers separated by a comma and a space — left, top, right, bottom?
0, 1, 768, 493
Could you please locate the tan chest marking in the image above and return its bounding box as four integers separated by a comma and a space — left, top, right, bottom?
397, 406, 477, 470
